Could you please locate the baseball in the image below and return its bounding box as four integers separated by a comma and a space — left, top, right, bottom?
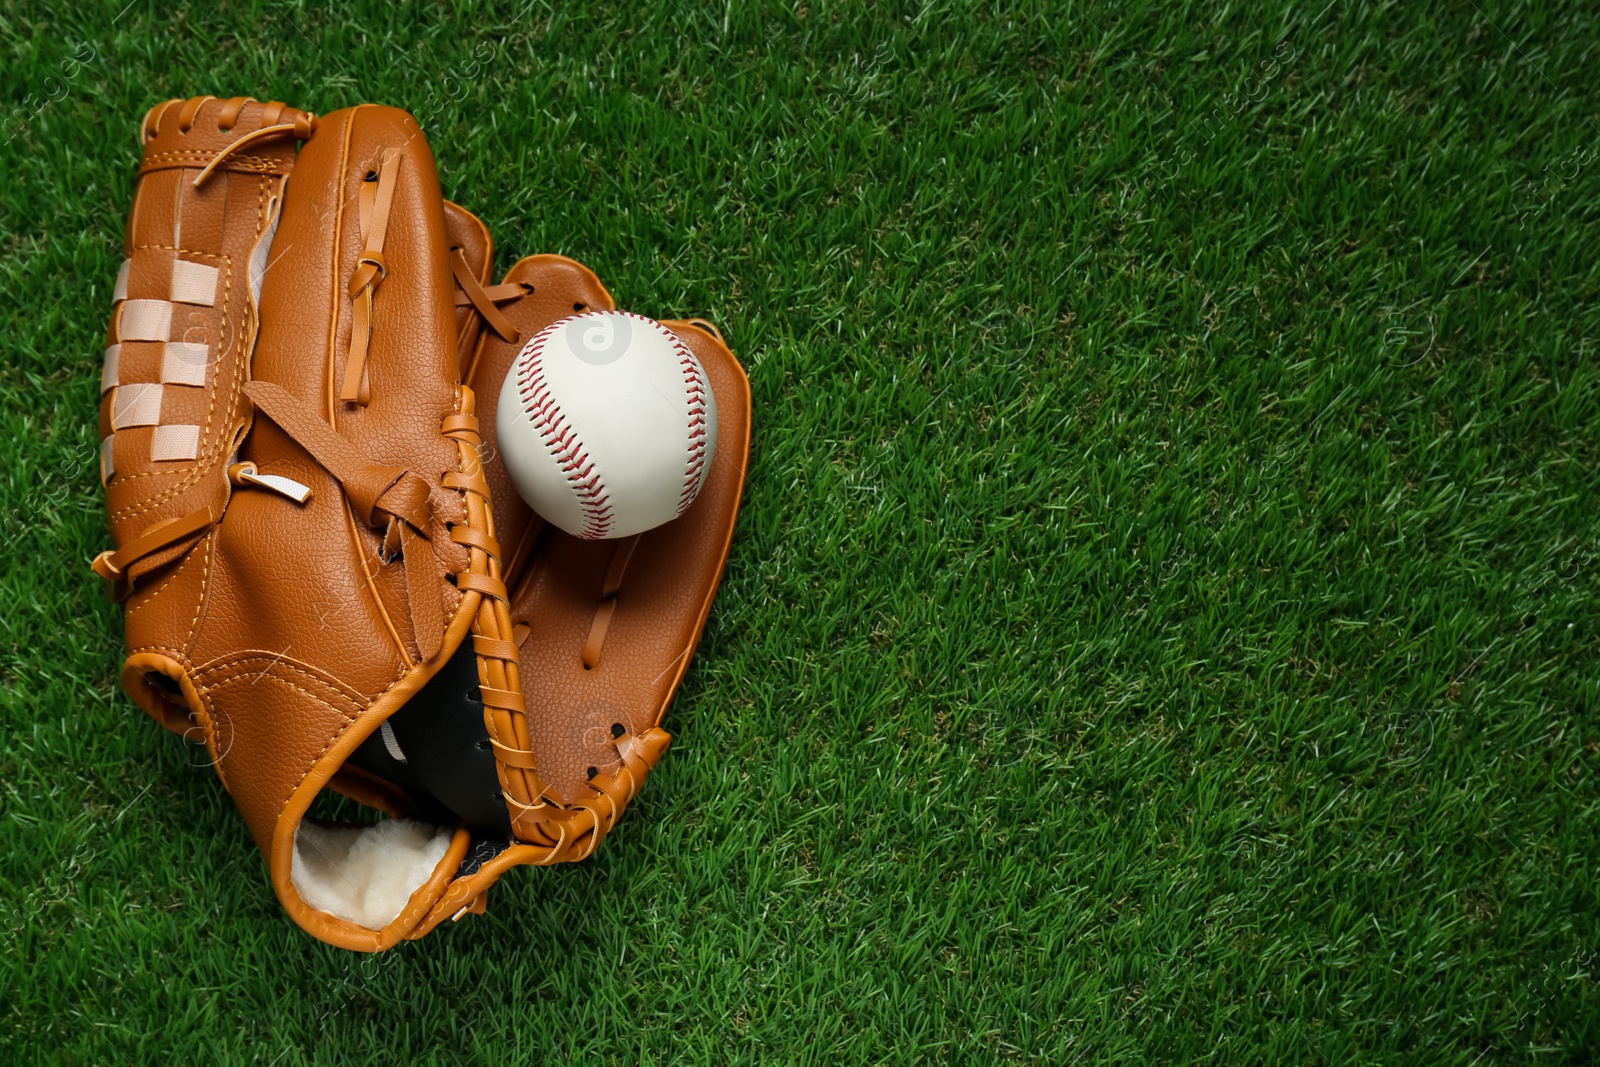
497, 311, 717, 540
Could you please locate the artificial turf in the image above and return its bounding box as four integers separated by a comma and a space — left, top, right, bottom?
3, 1, 1599, 1062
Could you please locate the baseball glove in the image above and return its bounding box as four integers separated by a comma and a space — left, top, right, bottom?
94, 95, 749, 950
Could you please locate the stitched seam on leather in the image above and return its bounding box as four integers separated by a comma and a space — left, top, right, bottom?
128, 645, 193, 662
324, 108, 355, 419
182, 530, 214, 654
202, 673, 360, 806
201, 674, 363, 722
514, 317, 613, 538
140, 153, 279, 173
197, 653, 370, 701
201, 665, 361, 705
277, 653, 444, 822
142, 151, 277, 164
196, 654, 371, 711
166, 172, 261, 649
197, 666, 356, 702
163, 175, 261, 652
122, 537, 202, 619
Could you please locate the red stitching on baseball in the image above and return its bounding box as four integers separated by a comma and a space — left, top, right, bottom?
515, 318, 613, 538
676, 341, 710, 516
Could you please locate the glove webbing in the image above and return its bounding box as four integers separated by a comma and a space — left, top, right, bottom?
440, 410, 668, 864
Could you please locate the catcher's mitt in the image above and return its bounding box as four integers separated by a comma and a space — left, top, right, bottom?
94, 95, 749, 950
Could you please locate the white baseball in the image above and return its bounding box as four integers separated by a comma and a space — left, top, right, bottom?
497, 311, 717, 540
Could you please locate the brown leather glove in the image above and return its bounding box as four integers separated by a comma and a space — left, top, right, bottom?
95, 96, 750, 950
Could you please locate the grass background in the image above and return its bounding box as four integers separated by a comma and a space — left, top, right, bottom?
2, 0, 1599, 1062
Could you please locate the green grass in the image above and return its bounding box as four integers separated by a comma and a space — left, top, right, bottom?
3, 0, 1599, 1062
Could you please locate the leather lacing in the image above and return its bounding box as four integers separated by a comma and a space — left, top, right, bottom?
447, 276, 670, 862
246, 381, 445, 660
440, 398, 668, 865
450, 269, 638, 669
450, 249, 523, 344
138, 95, 317, 187
94, 380, 450, 663
451, 274, 650, 672
341, 152, 400, 405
